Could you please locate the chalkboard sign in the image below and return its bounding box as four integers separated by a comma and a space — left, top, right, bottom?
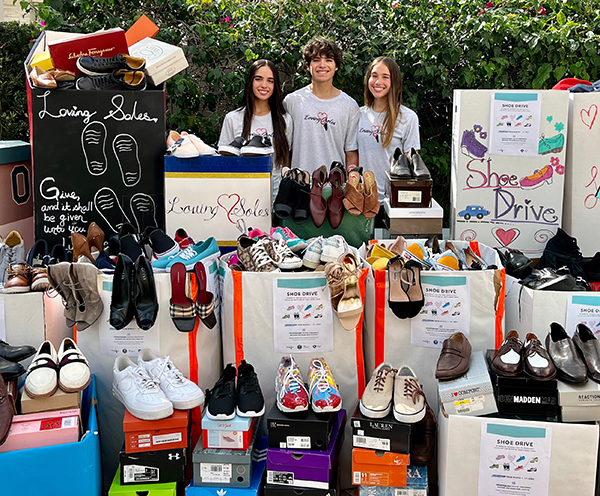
28, 85, 166, 248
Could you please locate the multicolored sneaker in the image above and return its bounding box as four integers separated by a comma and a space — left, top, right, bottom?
308, 358, 342, 413
270, 227, 307, 253
403, 241, 433, 268
276, 356, 309, 413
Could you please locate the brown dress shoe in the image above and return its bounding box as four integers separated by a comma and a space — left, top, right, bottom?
435, 332, 472, 380
342, 170, 364, 216
87, 222, 105, 255
410, 401, 436, 464
3, 263, 31, 294
309, 166, 328, 227
362, 170, 380, 219
523, 332, 556, 380
327, 165, 345, 229
492, 330, 523, 376
71, 232, 95, 264
0, 374, 15, 446
31, 266, 50, 292
29, 66, 57, 88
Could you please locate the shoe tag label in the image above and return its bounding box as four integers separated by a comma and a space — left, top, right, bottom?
267, 470, 294, 485
353, 434, 391, 451
201, 463, 232, 483
454, 395, 485, 414
285, 436, 311, 449
395, 489, 427, 496
153, 432, 182, 445
123, 464, 159, 483
397, 191, 422, 203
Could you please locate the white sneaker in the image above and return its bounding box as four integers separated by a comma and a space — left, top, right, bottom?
303, 237, 324, 269
360, 362, 395, 418
321, 235, 348, 263
112, 355, 173, 420
25, 340, 58, 398
57, 337, 91, 392
0, 230, 25, 284
393, 365, 426, 423
264, 238, 303, 270
138, 348, 204, 410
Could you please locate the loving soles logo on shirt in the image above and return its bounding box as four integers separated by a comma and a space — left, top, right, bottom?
359, 125, 380, 143
304, 112, 336, 131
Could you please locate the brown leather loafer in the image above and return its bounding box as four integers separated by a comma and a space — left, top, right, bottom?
435, 332, 472, 380
410, 401, 436, 464
492, 330, 523, 376
0, 374, 15, 446
523, 332, 556, 381
309, 166, 328, 227
327, 165, 345, 229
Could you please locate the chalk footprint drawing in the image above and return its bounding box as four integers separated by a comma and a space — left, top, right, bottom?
94, 187, 130, 233
81, 121, 108, 176
130, 193, 157, 233
113, 134, 141, 187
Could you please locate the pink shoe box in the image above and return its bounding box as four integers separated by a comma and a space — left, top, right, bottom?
0, 408, 80, 453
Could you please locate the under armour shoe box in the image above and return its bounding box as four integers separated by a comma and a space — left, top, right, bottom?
266, 409, 345, 489
109, 466, 176, 495
123, 409, 189, 454
359, 465, 428, 496
267, 401, 337, 451
202, 412, 257, 450
119, 445, 186, 485
192, 428, 265, 487
265, 467, 339, 496
486, 350, 559, 417
438, 350, 497, 417
351, 448, 410, 487
558, 379, 600, 422
351, 405, 411, 454
385, 172, 433, 209
21, 385, 81, 414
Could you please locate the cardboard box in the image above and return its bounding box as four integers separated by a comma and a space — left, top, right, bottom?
351, 405, 410, 454
129, 37, 188, 85
123, 409, 189, 454
266, 410, 345, 489
267, 401, 337, 451
119, 445, 186, 484
125, 14, 159, 47
558, 379, 600, 422
202, 412, 256, 450
30, 50, 54, 71
109, 466, 176, 495
386, 172, 433, 208
21, 385, 81, 414
438, 350, 497, 416
266, 467, 339, 496
358, 465, 428, 496
382, 198, 443, 236
351, 448, 410, 487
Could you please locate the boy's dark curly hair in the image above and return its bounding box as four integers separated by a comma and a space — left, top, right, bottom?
301, 37, 343, 69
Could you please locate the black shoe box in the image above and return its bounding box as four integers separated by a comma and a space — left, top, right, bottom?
486, 350, 559, 417
350, 405, 411, 454
267, 402, 336, 451
265, 466, 339, 496
119, 444, 186, 485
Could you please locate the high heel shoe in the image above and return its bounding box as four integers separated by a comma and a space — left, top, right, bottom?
309, 166, 328, 227
362, 171, 380, 219
404, 260, 425, 318
134, 255, 159, 330
110, 254, 135, 330
387, 256, 412, 319
71, 232, 95, 264
87, 222, 105, 255
342, 169, 363, 216
336, 257, 363, 331
328, 165, 345, 229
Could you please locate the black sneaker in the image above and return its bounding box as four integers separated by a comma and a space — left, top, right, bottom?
206, 364, 236, 420
537, 228, 586, 279
218, 136, 247, 156
521, 267, 576, 291
236, 360, 265, 417
76, 53, 146, 76
240, 135, 274, 156
273, 168, 296, 219
76, 69, 147, 91
148, 229, 179, 261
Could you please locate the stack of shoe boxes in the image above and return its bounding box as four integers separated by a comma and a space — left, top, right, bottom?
264, 402, 345, 496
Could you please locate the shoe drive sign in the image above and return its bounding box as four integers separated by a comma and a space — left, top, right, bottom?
451, 90, 570, 258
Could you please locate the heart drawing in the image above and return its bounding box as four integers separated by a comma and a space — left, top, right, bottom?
255, 128, 268, 136
492, 228, 520, 247
581, 104, 598, 130
216, 193, 241, 224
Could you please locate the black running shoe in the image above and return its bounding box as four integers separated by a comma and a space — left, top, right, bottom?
236, 360, 265, 417
206, 364, 236, 420
76, 53, 146, 76
76, 69, 147, 91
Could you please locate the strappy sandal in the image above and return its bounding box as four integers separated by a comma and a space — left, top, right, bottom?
404, 260, 425, 318
362, 170, 380, 218
342, 170, 364, 216
387, 256, 412, 319
337, 261, 363, 331
195, 261, 217, 329
169, 262, 196, 332
310, 166, 328, 227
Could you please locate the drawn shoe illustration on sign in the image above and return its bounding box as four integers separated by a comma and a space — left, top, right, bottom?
519, 164, 553, 189
538, 133, 565, 155
460, 129, 488, 159
130, 193, 157, 233
81, 121, 108, 176
113, 134, 141, 187
94, 187, 131, 233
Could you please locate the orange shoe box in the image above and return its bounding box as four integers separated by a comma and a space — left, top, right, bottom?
351, 448, 409, 486
123, 410, 189, 454
125, 14, 159, 46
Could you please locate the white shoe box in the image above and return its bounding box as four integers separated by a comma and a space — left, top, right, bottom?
383, 198, 443, 236
129, 37, 188, 86
558, 379, 600, 422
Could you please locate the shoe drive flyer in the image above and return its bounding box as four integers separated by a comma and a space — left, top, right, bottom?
565, 294, 600, 336
478, 422, 552, 496
273, 276, 334, 353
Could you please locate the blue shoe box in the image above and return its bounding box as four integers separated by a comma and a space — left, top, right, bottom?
358, 465, 428, 496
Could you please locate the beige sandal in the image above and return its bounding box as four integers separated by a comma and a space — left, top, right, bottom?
342, 170, 364, 216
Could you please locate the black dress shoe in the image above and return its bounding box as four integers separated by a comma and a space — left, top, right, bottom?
521, 267, 576, 291
504, 249, 533, 278
110, 254, 135, 330
134, 255, 158, 331
545, 322, 587, 383
0, 356, 25, 382
0, 339, 36, 363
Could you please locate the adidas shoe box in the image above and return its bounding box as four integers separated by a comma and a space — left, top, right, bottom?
266, 409, 345, 489
202, 412, 257, 450
558, 379, 600, 422
192, 427, 263, 487
265, 467, 339, 496
438, 350, 497, 416
109, 466, 176, 495
358, 465, 428, 496
351, 448, 410, 487
351, 406, 410, 454
119, 445, 186, 484
267, 402, 337, 451
123, 409, 189, 454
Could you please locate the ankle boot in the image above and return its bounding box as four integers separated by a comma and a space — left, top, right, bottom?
47, 262, 78, 327
69, 263, 103, 331
87, 222, 105, 255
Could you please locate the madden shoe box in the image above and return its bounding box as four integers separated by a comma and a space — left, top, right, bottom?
351, 406, 410, 454
558, 379, 600, 422
352, 448, 410, 487
486, 350, 559, 417
266, 409, 346, 490
21, 386, 81, 414
359, 465, 428, 496
267, 402, 337, 451
438, 350, 497, 416
202, 412, 257, 450
266, 467, 339, 496
193, 428, 265, 487
119, 445, 186, 484
129, 37, 189, 86
123, 409, 189, 454
109, 467, 176, 495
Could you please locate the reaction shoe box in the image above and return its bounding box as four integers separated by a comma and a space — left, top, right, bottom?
109, 466, 176, 495
438, 350, 498, 417
358, 465, 428, 496
266, 410, 346, 490
351, 406, 410, 454
266, 467, 339, 496
119, 445, 186, 485
352, 448, 410, 487
123, 409, 189, 454
193, 429, 266, 488
129, 37, 189, 86
202, 413, 257, 450
267, 402, 337, 451
21, 386, 81, 414
558, 379, 600, 422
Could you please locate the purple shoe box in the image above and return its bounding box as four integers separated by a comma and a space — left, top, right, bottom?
266, 410, 346, 489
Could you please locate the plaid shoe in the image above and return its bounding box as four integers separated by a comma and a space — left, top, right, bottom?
276, 355, 309, 413
237, 235, 278, 272
308, 357, 342, 413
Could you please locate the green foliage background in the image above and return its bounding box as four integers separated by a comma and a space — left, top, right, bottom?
3, 0, 600, 223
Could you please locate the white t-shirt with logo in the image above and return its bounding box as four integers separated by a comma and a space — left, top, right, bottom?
218, 108, 293, 197
283, 85, 359, 174
357, 105, 421, 200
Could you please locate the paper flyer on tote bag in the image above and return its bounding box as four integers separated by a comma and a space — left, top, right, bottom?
565, 294, 600, 337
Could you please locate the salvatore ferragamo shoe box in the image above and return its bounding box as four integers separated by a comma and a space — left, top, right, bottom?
351, 406, 410, 454
119, 444, 186, 485
266, 410, 345, 490
558, 379, 600, 422
202, 412, 257, 450
267, 402, 337, 451
123, 409, 189, 454
358, 465, 428, 496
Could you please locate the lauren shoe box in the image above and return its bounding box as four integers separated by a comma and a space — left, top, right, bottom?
267, 401, 337, 451
358, 465, 428, 496
486, 350, 559, 417
193, 428, 264, 487
202, 412, 257, 450
21, 386, 81, 414
266, 409, 346, 490
438, 350, 497, 416
109, 466, 176, 496
352, 448, 410, 487
558, 379, 600, 422
129, 37, 189, 86
124, 409, 189, 454
119, 444, 186, 485
351, 405, 410, 454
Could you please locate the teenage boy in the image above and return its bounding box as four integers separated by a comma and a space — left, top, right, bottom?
283, 37, 359, 173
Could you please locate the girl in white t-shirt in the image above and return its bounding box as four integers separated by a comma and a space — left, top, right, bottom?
218, 59, 292, 197
357, 56, 421, 201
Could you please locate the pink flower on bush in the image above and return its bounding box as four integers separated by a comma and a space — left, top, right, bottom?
40, 20, 46, 27
550, 156, 560, 167
392, 2, 399, 7
219, 16, 231, 22
555, 164, 565, 175
538, 7, 546, 15
485, 1, 494, 8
